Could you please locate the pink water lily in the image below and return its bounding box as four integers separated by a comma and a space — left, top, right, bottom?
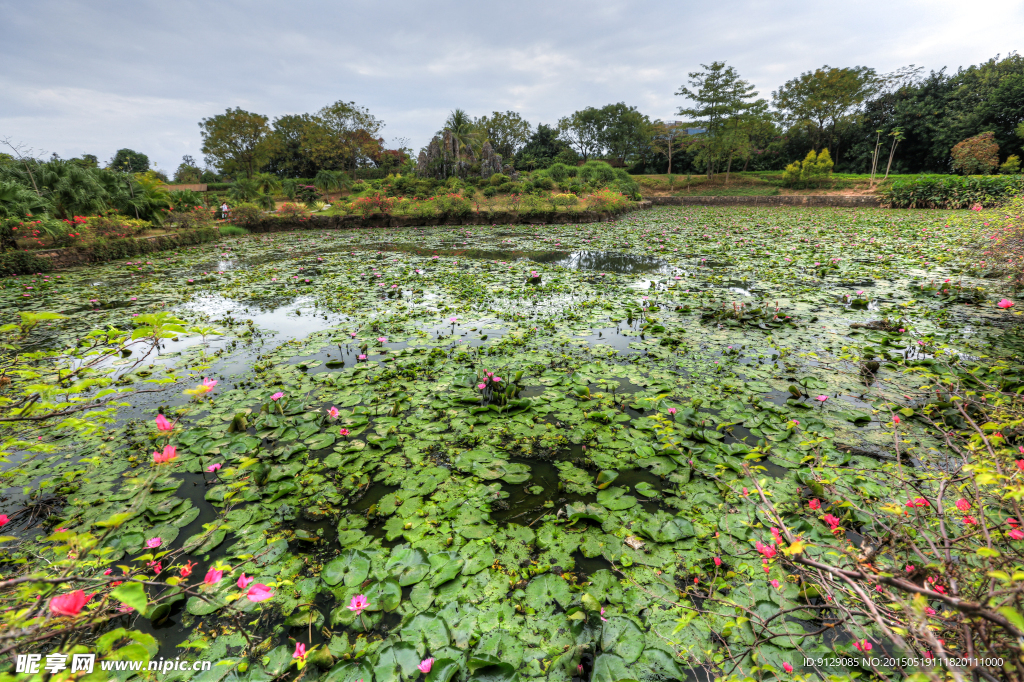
155, 414, 174, 431
347, 594, 369, 615
207, 462, 222, 473
998, 298, 1014, 309
377, 336, 387, 343
152, 445, 177, 464
293, 642, 306, 660
328, 406, 339, 419
339, 428, 350, 436
358, 354, 367, 360
146, 537, 162, 549
271, 392, 284, 401
815, 395, 828, 402
668, 407, 677, 415
246, 583, 273, 602
417, 658, 434, 673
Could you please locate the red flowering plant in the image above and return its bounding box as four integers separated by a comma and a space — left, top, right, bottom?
638, 361, 1024, 681
351, 193, 396, 218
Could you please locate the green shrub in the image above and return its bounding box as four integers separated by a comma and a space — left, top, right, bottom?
230, 203, 264, 227
519, 195, 547, 216
489, 173, 510, 187
219, 225, 249, 236
482, 186, 497, 198
549, 193, 580, 211
497, 182, 515, 194
0, 250, 52, 275
413, 200, 437, 220
882, 174, 1024, 208
434, 193, 472, 217
547, 163, 571, 182
1000, 155, 1021, 175
782, 149, 834, 187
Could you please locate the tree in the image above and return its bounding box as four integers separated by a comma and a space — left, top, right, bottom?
108, 149, 150, 173
198, 108, 271, 178
263, 114, 320, 178
307, 101, 383, 170
515, 124, 571, 169
951, 132, 1000, 175
173, 155, 202, 183
597, 103, 652, 166
676, 61, 758, 178
558, 108, 605, 162
649, 122, 686, 175
475, 111, 532, 161
772, 66, 879, 159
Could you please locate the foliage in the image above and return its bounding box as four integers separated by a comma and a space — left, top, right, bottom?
951, 132, 1001, 175
228, 202, 264, 227
549, 193, 580, 210
475, 111, 533, 160
167, 206, 215, 230
107, 148, 150, 173
515, 124, 572, 170
199, 107, 271, 178
433, 193, 472, 217
167, 189, 206, 211
772, 66, 879, 153
782, 148, 835, 186
351, 193, 396, 217
0, 248, 51, 274
882, 174, 1024, 208
86, 214, 151, 239
276, 202, 308, 219
1001, 155, 1021, 174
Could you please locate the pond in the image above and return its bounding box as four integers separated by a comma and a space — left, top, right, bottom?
0, 206, 1014, 681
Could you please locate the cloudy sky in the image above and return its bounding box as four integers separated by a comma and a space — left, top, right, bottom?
1, 0, 1021, 173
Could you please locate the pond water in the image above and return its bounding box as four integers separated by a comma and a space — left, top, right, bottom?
0, 206, 1014, 681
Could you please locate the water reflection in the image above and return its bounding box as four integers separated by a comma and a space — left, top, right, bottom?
362, 244, 672, 275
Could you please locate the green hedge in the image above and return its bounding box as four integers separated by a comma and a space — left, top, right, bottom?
204, 182, 234, 192
882, 175, 1024, 208
87, 228, 220, 261
0, 250, 52, 275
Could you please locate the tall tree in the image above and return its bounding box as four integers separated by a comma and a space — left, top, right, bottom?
108, 148, 150, 173
475, 111, 532, 161
199, 108, 270, 178
264, 113, 321, 177
558, 108, 605, 162
515, 124, 571, 169
307, 101, 383, 170
597, 103, 651, 166
675, 61, 758, 177
772, 65, 879, 157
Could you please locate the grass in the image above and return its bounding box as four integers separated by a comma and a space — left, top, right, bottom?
219, 225, 250, 236
633, 171, 901, 197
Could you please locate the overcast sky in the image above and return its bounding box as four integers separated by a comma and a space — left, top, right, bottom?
2, 0, 1021, 173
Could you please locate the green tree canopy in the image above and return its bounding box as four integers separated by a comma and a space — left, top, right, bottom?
772, 65, 879, 153
676, 61, 758, 177
108, 148, 150, 173
558, 108, 605, 162
199, 108, 271, 178
475, 111, 533, 161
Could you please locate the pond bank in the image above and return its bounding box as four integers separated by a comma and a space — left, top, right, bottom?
645, 195, 881, 207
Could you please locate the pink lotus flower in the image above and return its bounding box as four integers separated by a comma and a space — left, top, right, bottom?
204, 568, 223, 585
237, 573, 254, 589
783, 662, 793, 673
808, 498, 821, 510
152, 445, 177, 464
339, 428, 350, 437
449, 317, 457, 323
328, 406, 339, 419
955, 498, 971, 512
815, 395, 828, 402
293, 642, 306, 660
358, 354, 367, 360
146, 537, 162, 549
270, 392, 284, 401
377, 337, 387, 343
155, 414, 174, 431
202, 377, 218, 392
347, 594, 369, 615
998, 299, 1014, 309
247, 584, 273, 602
668, 407, 676, 415
207, 463, 222, 472
417, 658, 434, 673
477, 383, 486, 390
49, 590, 92, 616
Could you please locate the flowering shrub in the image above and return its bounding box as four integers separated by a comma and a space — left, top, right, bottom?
951, 131, 1000, 175
87, 214, 152, 239
582, 189, 631, 212
229, 203, 264, 227
351, 193, 396, 217
433, 193, 471, 217
277, 203, 308, 218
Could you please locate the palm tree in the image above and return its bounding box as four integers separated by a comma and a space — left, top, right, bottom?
313, 170, 349, 201
252, 172, 281, 195
444, 109, 483, 159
